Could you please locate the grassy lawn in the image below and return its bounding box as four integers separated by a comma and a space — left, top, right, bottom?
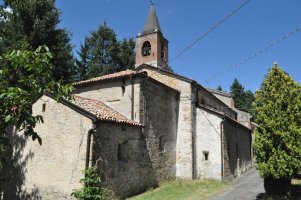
127, 179, 230, 200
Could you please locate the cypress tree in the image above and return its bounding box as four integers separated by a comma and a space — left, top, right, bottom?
253, 64, 301, 195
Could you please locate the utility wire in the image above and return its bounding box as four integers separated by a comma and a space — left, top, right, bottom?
204, 26, 301, 83
169, 0, 252, 64
199, 109, 221, 138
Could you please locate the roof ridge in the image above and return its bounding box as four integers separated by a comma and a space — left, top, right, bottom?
73, 69, 147, 87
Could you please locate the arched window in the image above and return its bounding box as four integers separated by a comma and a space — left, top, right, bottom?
142, 41, 151, 56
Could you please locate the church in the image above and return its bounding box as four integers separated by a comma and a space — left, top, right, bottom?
4, 5, 253, 200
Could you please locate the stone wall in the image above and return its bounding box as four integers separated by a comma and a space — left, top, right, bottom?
142, 66, 195, 179
140, 78, 179, 182
209, 89, 235, 108
197, 87, 237, 119
92, 123, 156, 199
222, 119, 252, 181
3, 95, 93, 200
234, 108, 252, 129
195, 108, 222, 180
75, 78, 141, 122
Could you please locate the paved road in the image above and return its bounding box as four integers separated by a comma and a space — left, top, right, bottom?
210, 169, 265, 200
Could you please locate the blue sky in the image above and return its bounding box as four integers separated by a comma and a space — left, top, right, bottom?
13, 1, 301, 91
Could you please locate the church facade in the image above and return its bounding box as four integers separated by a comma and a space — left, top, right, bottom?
4, 6, 253, 200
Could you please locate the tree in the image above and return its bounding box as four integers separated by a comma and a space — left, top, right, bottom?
230, 78, 254, 111
75, 22, 135, 81
75, 41, 90, 81
253, 64, 301, 195
72, 167, 108, 200
230, 78, 245, 109
0, 46, 73, 193
0, 0, 75, 83
216, 85, 223, 91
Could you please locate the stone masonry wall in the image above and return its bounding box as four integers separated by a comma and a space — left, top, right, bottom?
210, 91, 235, 108
75, 78, 141, 122
140, 78, 179, 182
222, 119, 252, 181
3, 95, 93, 200
92, 123, 156, 199
195, 108, 222, 180
142, 67, 194, 179
197, 87, 236, 119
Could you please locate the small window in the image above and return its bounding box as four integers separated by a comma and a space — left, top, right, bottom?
200, 98, 206, 105
142, 41, 151, 56
121, 126, 126, 132
42, 103, 46, 112
203, 151, 209, 161
118, 142, 127, 162
159, 136, 165, 152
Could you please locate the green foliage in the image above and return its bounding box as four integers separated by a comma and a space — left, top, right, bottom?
0, 0, 75, 83
72, 167, 108, 200
0, 46, 73, 188
75, 22, 135, 81
230, 78, 254, 111
216, 85, 223, 92
253, 64, 301, 179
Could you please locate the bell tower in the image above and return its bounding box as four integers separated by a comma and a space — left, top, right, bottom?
135, 5, 169, 69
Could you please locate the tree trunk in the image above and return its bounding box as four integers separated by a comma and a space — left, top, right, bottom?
264, 177, 291, 196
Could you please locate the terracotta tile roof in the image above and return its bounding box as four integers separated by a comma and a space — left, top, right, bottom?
72, 95, 142, 126
73, 69, 147, 86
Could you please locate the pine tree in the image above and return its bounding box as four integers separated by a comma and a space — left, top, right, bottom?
75, 41, 90, 81
253, 64, 301, 195
216, 85, 223, 91
230, 78, 254, 111
0, 0, 75, 83
75, 22, 135, 80
230, 78, 246, 109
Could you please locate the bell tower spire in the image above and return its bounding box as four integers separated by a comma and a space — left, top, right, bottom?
135, 5, 169, 69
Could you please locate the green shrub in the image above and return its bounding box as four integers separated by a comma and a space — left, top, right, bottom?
72, 167, 108, 200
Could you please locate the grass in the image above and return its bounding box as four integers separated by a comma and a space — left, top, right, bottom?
127, 179, 230, 200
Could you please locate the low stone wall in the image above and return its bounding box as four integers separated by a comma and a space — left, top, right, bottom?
93, 123, 157, 199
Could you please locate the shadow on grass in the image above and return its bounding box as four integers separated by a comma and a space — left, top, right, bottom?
256, 183, 301, 200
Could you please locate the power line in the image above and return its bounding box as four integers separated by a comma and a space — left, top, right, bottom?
204, 26, 301, 83
169, 0, 252, 64
199, 109, 221, 137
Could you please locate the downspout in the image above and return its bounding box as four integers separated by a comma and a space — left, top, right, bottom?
220, 118, 225, 181
130, 76, 135, 120
85, 121, 98, 170
250, 129, 253, 167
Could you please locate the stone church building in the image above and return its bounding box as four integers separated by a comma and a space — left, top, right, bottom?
4, 5, 253, 200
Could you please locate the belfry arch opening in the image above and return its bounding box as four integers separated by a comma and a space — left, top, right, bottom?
142, 41, 151, 56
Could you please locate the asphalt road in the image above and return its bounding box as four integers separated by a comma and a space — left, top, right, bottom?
210, 169, 265, 200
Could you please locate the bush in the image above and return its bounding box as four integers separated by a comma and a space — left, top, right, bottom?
72, 167, 108, 200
